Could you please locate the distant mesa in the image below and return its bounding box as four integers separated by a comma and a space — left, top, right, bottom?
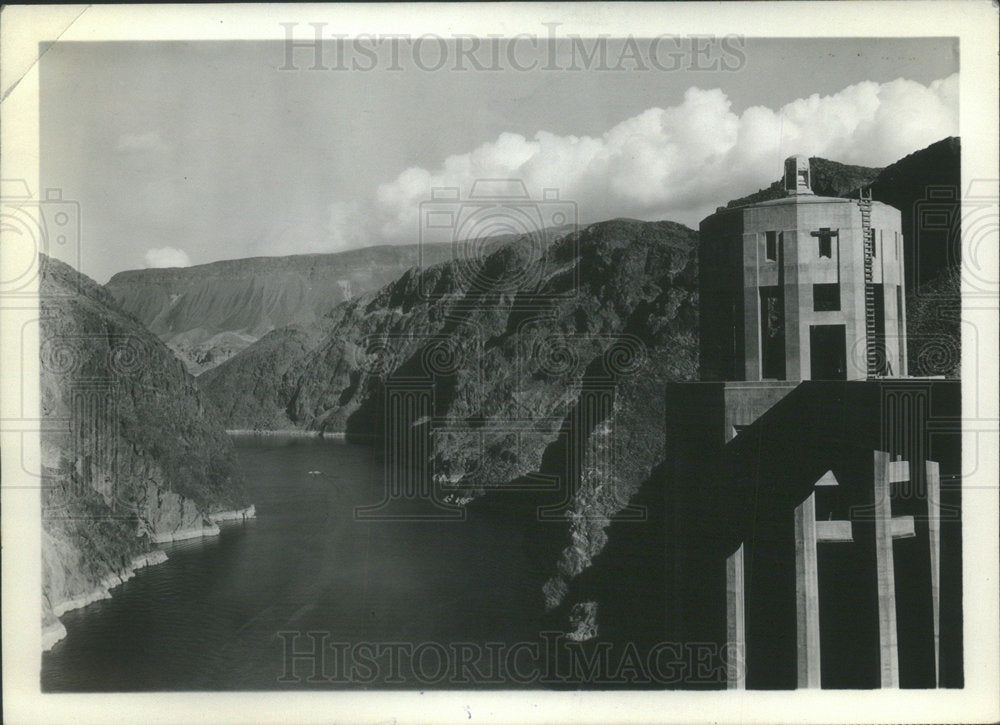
105, 243, 457, 375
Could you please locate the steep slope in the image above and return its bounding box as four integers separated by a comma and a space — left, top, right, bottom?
198, 324, 333, 430
866, 136, 961, 291
201, 219, 700, 624
40, 256, 251, 649
105, 243, 454, 374
906, 266, 961, 378
862, 137, 961, 375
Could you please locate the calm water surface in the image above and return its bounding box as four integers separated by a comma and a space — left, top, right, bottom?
42, 437, 546, 690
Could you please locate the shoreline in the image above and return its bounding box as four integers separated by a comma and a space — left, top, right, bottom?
44, 550, 170, 652
42, 619, 68, 651
226, 430, 377, 443
150, 505, 257, 544
44, 508, 256, 651
209, 504, 257, 523
226, 429, 344, 438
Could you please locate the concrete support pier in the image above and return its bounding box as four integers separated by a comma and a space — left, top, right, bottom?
873, 451, 901, 688
726, 543, 746, 689
794, 491, 821, 688
926, 459, 942, 686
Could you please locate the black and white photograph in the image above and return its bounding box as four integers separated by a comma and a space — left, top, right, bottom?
2, 3, 998, 723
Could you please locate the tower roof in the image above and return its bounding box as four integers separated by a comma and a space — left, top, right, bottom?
784, 155, 814, 196
703, 156, 900, 222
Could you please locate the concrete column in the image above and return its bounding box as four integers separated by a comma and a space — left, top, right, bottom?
847, 223, 868, 380
726, 543, 746, 689
794, 491, 821, 688
926, 459, 941, 686
873, 451, 900, 687
898, 260, 908, 375
783, 230, 803, 381
743, 232, 762, 381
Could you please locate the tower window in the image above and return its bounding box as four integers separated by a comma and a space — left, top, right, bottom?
811, 227, 838, 258
765, 231, 777, 261
872, 229, 877, 258
813, 283, 841, 311
760, 286, 785, 380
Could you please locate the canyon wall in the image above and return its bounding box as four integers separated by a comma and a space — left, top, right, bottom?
40, 256, 250, 648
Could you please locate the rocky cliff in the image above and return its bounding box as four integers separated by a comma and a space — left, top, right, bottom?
198, 324, 333, 430
105, 244, 454, 374
40, 256, 251, 649
200, 219, 700, 621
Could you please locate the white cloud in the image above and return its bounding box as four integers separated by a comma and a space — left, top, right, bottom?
370, 73, 959, 237
143, 246, 191, 268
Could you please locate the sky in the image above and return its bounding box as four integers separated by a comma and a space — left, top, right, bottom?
39, 36, 959, 282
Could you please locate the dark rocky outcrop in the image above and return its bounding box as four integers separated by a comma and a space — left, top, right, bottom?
197, 324, 333, 430
105, 244, 454, 374
866, 137, 961, 292
40, 256, 250, 648
906, 265, 961, 378
863, 138, 961, 376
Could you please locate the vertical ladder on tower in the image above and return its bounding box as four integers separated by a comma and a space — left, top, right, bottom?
858, 189, 878, 376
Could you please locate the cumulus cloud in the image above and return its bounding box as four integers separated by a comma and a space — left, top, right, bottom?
370, 73, 958, 238
144, 246, 191, 268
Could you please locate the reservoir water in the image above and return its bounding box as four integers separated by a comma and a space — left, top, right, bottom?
42, 437, 548, 690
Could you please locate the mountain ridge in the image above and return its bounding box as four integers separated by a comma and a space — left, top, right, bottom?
105, 242, 456, 374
